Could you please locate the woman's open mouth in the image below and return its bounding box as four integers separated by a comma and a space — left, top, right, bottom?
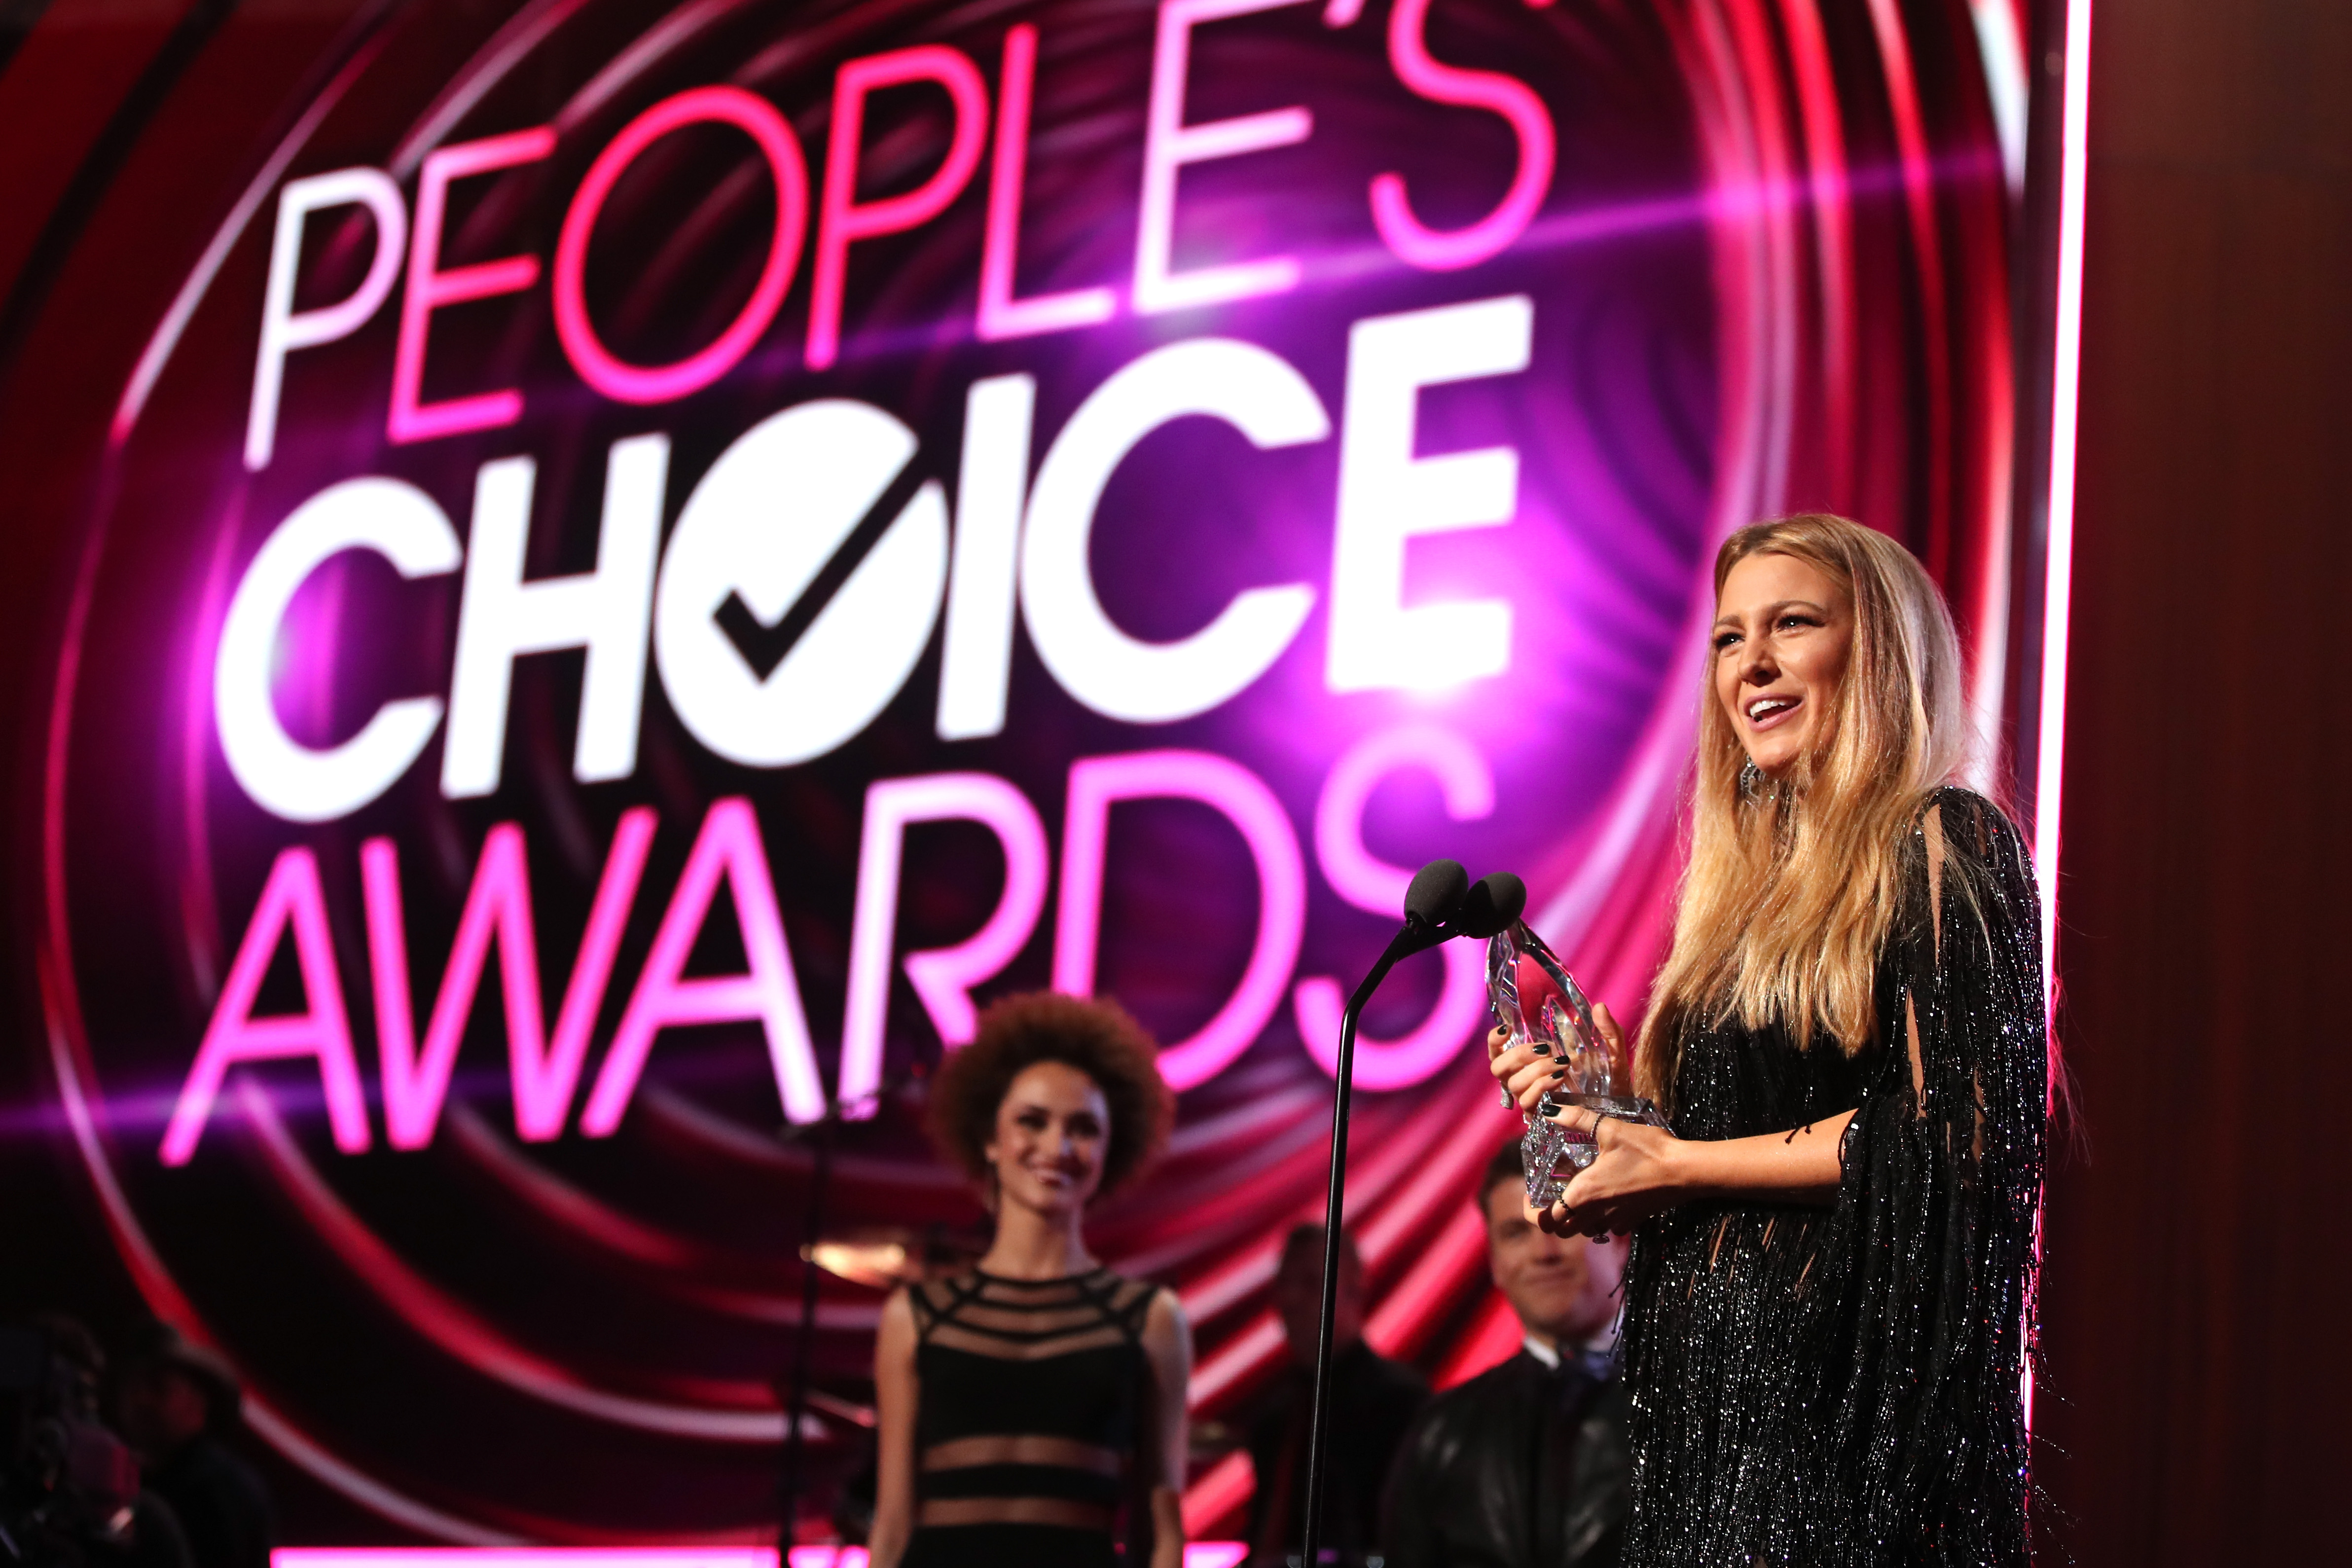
1745, 695, 1801, 731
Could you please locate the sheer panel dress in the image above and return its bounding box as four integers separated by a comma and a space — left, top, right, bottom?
1618, 789, 2048, 1567
901, 1266, 1162, 1568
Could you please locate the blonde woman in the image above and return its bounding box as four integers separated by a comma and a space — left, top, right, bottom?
1491, 516, 2046, 1565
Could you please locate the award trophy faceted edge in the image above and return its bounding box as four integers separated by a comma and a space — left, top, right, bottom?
1486, 918, 1669, 1208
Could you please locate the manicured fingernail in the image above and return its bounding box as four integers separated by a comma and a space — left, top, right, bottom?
1550, 1067, 1567, 1079
1531, 1044, 1552, 1056
1541, 1102, 1564, 1118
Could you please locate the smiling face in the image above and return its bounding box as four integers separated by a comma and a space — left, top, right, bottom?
1484, 1178, 1622, 1348
1711, 550, 1854, 780
984, 1059, 1111, 1219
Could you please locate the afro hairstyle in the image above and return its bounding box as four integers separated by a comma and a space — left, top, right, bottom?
925, 991, 1175, 1196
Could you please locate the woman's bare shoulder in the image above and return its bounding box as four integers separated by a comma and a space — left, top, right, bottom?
1138, 1283, 1190, 1354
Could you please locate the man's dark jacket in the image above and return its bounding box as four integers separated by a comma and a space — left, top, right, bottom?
1246, 1340, 1428, 1565
1379, 1349, 1628, 1568
145, 1435, 273, 1568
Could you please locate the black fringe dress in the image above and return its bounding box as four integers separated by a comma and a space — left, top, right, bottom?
1619, 789, 2047, 1567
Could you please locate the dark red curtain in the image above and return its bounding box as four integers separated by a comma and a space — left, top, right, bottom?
2035, 0, 2352, 1561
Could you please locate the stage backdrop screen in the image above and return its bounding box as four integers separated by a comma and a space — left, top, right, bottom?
31, 0, 2030, 1542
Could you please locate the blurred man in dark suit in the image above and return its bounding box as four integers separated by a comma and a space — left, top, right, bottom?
114, 1327, 273, 1568
1246, 1224, 1427, 1566
1381, 1142, 1629, 1568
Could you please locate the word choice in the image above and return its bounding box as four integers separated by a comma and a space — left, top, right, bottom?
220, 297, 1534, 822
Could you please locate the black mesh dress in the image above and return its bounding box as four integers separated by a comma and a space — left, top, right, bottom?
1618, 789, 2048, 1567
902, 1266, 1163, 1568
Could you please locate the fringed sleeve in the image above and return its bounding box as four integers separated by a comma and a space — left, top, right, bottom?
1821, 789, 2047, 1564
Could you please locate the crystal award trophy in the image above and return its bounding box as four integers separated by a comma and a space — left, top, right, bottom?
1487, 919, 1669, 1207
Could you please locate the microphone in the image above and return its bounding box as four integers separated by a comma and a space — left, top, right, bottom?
1402, 857, 1470, 930
1366, 857, 1471, 966
1297, 860, 1521, 1568
1449, 871, 1526, 940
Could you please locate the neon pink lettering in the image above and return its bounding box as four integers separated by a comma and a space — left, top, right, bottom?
840, 773, 1050, 1112
358, 810, 655, 1148
554, 88, 809, 404
362, 828, 540, 1151
581, 798, 824, 1132
389, 127, 556, 443
161, 847, 371, 1164
808, 46, 989, 370
976, 26, 1117, 341
1292, 724, 1494, 1088
527, 807, 659, 1139
247, 167, 407, 471
1370, 0, 1555, 271
1133, 0, 1315, 315
1054, 751, 1304, 1090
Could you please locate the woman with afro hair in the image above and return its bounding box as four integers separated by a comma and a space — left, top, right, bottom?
868, 992, 1191, 1568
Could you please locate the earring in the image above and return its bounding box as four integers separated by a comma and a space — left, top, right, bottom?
1738, 757, 1762, 800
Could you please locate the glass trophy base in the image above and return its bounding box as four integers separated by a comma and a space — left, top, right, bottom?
1523, 1094, 1669, 1208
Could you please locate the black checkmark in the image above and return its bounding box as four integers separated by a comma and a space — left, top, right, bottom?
711, 457, 933, 681
712, 592, 796, 680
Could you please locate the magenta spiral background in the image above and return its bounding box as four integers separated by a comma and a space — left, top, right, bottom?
31, 0, 2027, 1543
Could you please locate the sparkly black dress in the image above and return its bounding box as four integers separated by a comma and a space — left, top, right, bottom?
1619, 789, 2047, 1567
901, 1266, 1162, 1568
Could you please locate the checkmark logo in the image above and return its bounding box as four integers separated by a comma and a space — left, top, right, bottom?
711, 592, 792, 680
706, 457, 932, 682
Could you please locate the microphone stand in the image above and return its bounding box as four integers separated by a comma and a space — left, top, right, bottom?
779, 1108, 832, 1551
776, 1065, 927, 1550
1296, 918, 1442, 1568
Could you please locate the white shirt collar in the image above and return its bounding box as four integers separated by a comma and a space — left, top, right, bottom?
1523, 1313, 1620, 1371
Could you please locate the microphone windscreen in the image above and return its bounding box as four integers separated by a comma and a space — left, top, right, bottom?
1402, 859, 1470, 926
1452, 872, 1528, 939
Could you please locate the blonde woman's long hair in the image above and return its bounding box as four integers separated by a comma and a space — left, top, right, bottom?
1635, 514, 1975, 1107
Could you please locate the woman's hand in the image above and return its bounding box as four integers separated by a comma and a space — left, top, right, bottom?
1486, 1001, 1633, 1114
1529, 1103, 1862, 1237
1532, 1108, 1690, 1238
1487, 1023, 1555, 1113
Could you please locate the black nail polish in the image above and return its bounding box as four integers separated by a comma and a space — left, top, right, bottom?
1549, 1067, 1567, 1079
1542, 1102, 1566, 1118
1531, 1044, 1552, 1057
